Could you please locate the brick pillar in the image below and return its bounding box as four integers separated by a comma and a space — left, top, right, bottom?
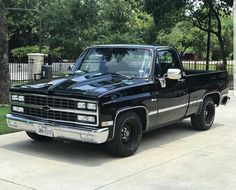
27, 53, 45, 80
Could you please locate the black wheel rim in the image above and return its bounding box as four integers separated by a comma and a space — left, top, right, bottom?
204, 104, 214, 125
120, 121, 137, 146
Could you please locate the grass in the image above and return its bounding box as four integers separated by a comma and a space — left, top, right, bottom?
0, 106, 17, 135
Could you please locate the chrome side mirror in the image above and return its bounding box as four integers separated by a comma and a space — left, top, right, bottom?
167, 68, 182, 80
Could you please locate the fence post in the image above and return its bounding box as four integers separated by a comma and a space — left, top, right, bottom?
194, 60, 197, 70
27, 53, 45, 80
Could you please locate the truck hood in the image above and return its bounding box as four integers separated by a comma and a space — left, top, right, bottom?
12, 73, 149, 98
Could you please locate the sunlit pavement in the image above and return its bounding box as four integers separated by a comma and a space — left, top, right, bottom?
0, 91, 235, 190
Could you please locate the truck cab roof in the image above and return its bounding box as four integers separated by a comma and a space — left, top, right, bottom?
89, 44, 171, 51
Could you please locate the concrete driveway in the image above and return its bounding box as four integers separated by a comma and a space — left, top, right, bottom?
0, 92, 235, 190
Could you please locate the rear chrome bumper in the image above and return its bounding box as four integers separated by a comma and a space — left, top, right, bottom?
6, 114, 109, 144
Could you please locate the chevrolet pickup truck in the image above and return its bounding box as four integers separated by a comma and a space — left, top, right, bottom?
6, 45, 230, 157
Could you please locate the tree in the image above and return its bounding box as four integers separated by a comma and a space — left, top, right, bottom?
5, 0, 232, 62
42, 0, 156, 57
6, 0, 39, 59
144, 0, 186, 29
210, 15, 233, 60
186, 0, 233, 69
145, 0, 233, 69
92, 0, 153, 45
0, 0, 10, 104
43, 0, 101, 58
157, 21, 207, 60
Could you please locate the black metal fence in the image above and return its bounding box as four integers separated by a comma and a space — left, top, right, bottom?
9, 59, 75, 84
9, 60, 234, 89
9, 62, 32, 84
51, 60, 75, 76
182, 61, 234, 89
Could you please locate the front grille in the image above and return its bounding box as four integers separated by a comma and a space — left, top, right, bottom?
24, 95, 77, 109
11, 94, 99, 126
24, 107, 77, 122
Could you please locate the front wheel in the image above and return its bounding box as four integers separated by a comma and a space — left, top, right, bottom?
191, 97, 215, 130
106, 111, 142, 157
26, 132, 54, 141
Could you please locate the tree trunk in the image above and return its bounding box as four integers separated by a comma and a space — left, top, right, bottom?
206, 10, 211, 71
217, 34, 227, 70
209, 4, 228, 71
0, 1, 10, 104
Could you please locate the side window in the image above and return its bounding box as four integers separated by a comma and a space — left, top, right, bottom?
158, 51, 180, 76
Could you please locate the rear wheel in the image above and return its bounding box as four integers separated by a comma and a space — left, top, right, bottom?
26, 132, 54, 141
106, 111, 142, 157
191, 97, 215, 130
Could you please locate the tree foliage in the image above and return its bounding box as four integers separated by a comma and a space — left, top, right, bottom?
157, 21, 207, 60
5, 0, 233, 61
144, 0, 186, 29
186, 0, 233, 66
144, 0, 233, 66
6, 0, 39, 51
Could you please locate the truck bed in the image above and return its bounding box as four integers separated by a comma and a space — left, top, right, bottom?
184, 70, 228, 92
183, 69, 228, 117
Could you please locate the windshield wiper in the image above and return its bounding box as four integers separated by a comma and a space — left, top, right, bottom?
113, 72, 132, 80
69, 70, 132, 79
69, 70, 89, 75
91, 72, 132, 79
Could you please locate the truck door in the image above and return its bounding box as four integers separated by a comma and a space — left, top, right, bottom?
155, 49, 189, 126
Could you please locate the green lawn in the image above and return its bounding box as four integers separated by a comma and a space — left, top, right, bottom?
0, 106, 17, 135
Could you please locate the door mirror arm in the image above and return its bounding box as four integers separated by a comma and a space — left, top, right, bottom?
155, 68, 183, 88
155, 76, 166, 88
159, 78, 166, 88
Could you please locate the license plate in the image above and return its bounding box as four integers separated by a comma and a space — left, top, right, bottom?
35, 124, 54, 137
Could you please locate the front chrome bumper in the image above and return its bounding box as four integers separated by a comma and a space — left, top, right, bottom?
6, 114, 109, 144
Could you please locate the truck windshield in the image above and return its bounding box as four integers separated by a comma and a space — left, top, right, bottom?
76, 48, 152, 78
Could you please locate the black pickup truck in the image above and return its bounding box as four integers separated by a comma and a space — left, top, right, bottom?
6, 45, 230, 157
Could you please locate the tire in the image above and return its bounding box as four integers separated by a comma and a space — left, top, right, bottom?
26, 132, 54, 141
106, 111, 142, 157
191, 97, 215, 131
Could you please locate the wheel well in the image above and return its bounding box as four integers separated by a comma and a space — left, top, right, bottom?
204, 93, 220, 106
116, 107, 147, 132
133, 108, 147, 132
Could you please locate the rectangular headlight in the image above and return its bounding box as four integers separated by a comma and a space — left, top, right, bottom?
77, 115, 96, 123
18, 95, 24, 102
11, 95, 24, 102
12, 106, 24, 113
77, 115, 87, 121
77, 102, 86, 109
11, 95, 18, 101
87, 103, 96, 110
87, 116, 96, 123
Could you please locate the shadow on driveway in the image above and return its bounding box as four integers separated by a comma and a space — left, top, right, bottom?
0, 119, 224, 167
